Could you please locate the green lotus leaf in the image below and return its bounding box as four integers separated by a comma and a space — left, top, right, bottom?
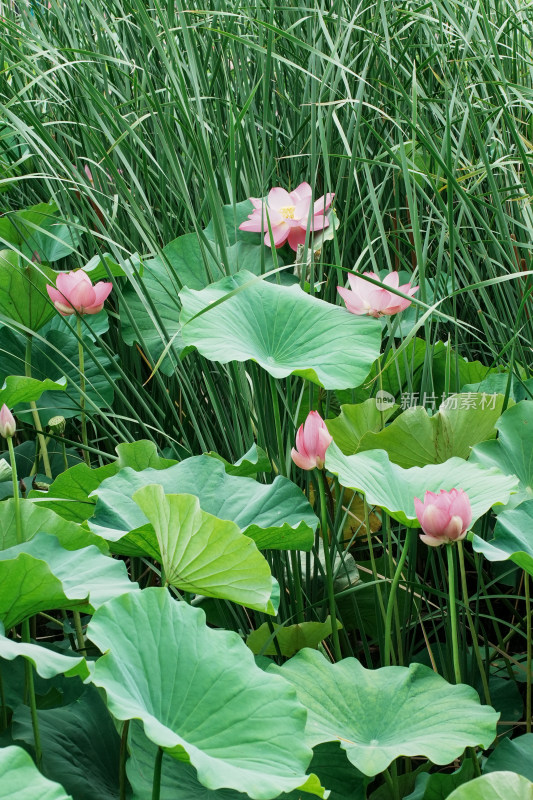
326, 399, 398, 455
12, 686, 120, 800
470, 401, 533, 510
0, 532, 137, 628
29, 439, 173, 522
404, 759, 475, 800
326, 442, 518, 526
0, 375, 66, 408
268, 649, 499, 777
246, 617, 342, 657
483, 734, 533, 782
132, 485, 277, 613
471, 500, 533, 576
0, 201, 81, 263
0, 621, 88, 681
446, 772, 533, 800
87, 588, 325, 800
0, 498, 107, 552
127, 726, 366, 800
462, 373, 533, 403
88, 455, 317, 551
208, 443, 272, 477
337, 393, 507, 467
0, 746, 73, 800
179, 270, 382, 390
0, 250, 57, 331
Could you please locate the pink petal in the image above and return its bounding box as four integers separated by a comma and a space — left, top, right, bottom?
239, 216, 265, 233
414, 497, 425, 525
89, 281, 113, 307
268, 187, 292, 210
291, 447, 316, 471
295, 424, 310, 459
313, 193, 334, 214
419, 533, 445, 547
307, 214, 329, 232
249, 197, 264, 209
288, 227, 308, 251
316, 425, 333, 462
337, 286, 367, 315
420, 504, 450, 538
302, 410, 324, 456
69, 280, 97, 311
265, 223, 289, 248
382, 271, 400, 289
442, 515, 465, 540
290, 182, 312, 204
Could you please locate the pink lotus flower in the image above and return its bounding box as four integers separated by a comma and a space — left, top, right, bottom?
414, 489, 472, 547
291, 411, 333, 471
338, 271, 418, 318
239, 182, 334, 251
47, 270, 112, 316
0, 405, 16, 439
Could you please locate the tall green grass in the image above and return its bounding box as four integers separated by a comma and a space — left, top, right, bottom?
0, 0, 532, 669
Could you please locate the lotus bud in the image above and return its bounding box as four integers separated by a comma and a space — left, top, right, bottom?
0, 405, 16, 439
291, 411, 332, 471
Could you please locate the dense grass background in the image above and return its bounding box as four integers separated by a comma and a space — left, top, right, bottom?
1, 0, 532, 677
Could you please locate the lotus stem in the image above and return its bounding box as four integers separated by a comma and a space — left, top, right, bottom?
119, 720, 130, 800
384, 530, 411, 667
269, 374, 304, 622
24, 337, 52, 479
77, 315, 91, 467
446, 544, 462, 684
457, 542, 491, 705
22, 619, 43, 770
151, 746, 164, 800
526, 571, 531, 734
7, 437, 23, 544
316, 468, 341, 661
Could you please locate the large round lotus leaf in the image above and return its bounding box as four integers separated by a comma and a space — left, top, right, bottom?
131, 485, 277, 613
0, 498, 107, 552
179, 270, 381, 390
332, 394, 506, 467
12, 686, 120, 800
127, 724, 366, 800
325, 442, 518, 526
0, 621, 88, 681
470, 401, 533, 510
268, 649, 499, 777
471, 500, 533, 576
88, 455, 317, 551
29, 439, 174, 523
87, 588, 324, 800
446, 772, 533, 800
0, 745, 73, 800
0, 532, 137, 629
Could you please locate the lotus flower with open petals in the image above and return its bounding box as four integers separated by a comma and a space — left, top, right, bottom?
47, 269, 112, 316
239, 183, 334, 251
414, 489, 472, 547
338, 271, 418, 318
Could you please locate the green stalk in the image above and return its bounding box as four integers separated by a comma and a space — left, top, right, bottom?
24, 338, 52, 479
447, 544, 462, 684
77, 316, 91, 467
525, 571, 531, 734
7, 437, 23, 544
8, 434, 43, 768
152, 746, 164, 800
72, 610, 86, 653
384, 530, 411, 666
119, 720, 130, 800
316, 469, 341, 661
22, 618, 43, 770
457, 542, 491, 704
270, 375, 304, 622
364, 499, 387, 624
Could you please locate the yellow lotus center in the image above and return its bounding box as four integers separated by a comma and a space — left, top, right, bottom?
280, 205, 295, 220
